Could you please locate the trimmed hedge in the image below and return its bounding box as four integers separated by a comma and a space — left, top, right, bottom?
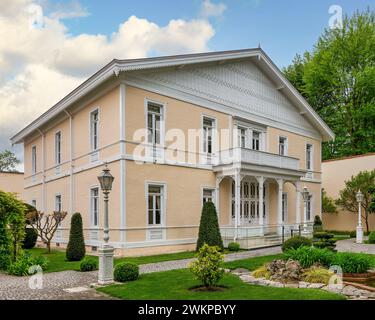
80, 258, 98, 272
282, 236, 312, 252
66, 213, 85, 261
227, 242, 240, 252
114, 262, 139, 282
368, 231, 375, 244
196, 202, 223, 251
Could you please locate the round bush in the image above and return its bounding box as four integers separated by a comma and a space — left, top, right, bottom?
349, 231, 356, 238
114, 262, 139, 282
227, 242, 240, 252
22, 228, 38, 249
368, 231, 375, 244
80, 258, 98, 272
282, 236, 312, 252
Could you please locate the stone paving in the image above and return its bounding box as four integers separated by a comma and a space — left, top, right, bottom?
0, 246, 281, 300
336, 238, 375, 254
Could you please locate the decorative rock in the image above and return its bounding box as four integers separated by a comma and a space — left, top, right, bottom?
307, 283, 325, 289
342, 285, 362, 297
285, 283, 299, 288
298, 281, 310, 288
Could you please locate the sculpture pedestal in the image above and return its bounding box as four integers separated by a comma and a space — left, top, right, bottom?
98, 245, 114, 285
356, 225, 363, 244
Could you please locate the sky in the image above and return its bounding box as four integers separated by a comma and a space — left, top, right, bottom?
0, 0, 374, 171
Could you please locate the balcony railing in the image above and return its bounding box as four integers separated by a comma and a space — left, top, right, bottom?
214, 147, 300, 171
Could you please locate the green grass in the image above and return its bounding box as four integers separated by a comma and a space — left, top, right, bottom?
26, 248, 198, 273
224, 254, 284, 271
97, 268, 345, 300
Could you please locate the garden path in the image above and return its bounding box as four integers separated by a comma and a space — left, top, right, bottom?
336, 238, 375, 254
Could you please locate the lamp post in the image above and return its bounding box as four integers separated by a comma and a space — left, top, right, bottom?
302, 186, 309, 234
356, 190, 364, 244
97, 164, 115, 285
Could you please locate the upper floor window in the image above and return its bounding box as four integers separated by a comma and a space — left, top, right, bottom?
203, 117, 214, 155
147, 103, 162, 145
147, 184, 164, 226
55, 194, 62, 212
279, 137, 287, 156
55, 131, 62, 165
90, 187, 99, 227
252, 131, 260, 151
90, 109, 99, 151
238, 127, 247, 148
203, 188, 215, 205
306, 144, 313, 170
31, 145, 37, 175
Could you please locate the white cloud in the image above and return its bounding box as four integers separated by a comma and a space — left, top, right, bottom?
0, 0, 217, 161
200, 0, 227, 18
49, 0, 90, 20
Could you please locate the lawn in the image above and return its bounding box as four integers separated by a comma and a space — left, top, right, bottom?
97, 268, 345, 300
26, 248, 197, 273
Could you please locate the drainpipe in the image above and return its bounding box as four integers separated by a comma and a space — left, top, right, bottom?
64, 110, 74, 214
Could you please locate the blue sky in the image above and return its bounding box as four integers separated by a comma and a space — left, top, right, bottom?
48, 0, 374, 68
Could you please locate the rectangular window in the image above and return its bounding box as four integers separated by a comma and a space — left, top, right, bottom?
31, 200, 36, 209
282, 193, 288, 222
306, 144, 313, 170
55, 131, 62, 165
238, 127, 247, 148
306, 195, 312, 221
90, 187, 99, 227
147, 185, 163, 226
203, 188, 214, 204
147, 103, 162, 145
203, 117, 214, 154
55, 195, 62, 212
279, 137, 287, 156
252, 131, 260, 150
31, 145, 37, 175
90, 110, 99, 151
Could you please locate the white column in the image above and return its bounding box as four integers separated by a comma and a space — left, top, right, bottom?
215, 176, 222, 215
277, 178, 284, 225
295, 181, 301, 225
234, 171, 241, 240
356, 200, 363, 244
256, 176, 264, 226
119, 83, 126, 243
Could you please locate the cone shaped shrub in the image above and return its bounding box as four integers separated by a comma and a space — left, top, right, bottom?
196, 202, 223, 251
66, 213, 85, 261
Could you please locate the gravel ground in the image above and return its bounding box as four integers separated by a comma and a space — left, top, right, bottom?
0, 246, 282, 300
336, 238, 375, 254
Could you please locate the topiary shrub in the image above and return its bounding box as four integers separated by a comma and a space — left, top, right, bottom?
227, 242, 240, 252
313, 232, 337, 251
313, 215, 323, 232
80, 258, 98, 272
284, 246, 335, 268
66, 213, 85, 261
196, 202, 223, 251
349, 231, 356, 238
368, 231, 375, 244
189, 244, 224, 288
22, 228, 38, 249
114, 262, 139, 282
332, 253, 373, 274
282, 236, 312, 252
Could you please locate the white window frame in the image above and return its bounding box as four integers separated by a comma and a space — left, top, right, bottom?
237, 126, 248, 148
282, 192, 288, 223
306, 194, 313, 222
31, 145, 37, 175
144, 99, 166, 160
90, 186, 100, 228
145, 182, 166, 227
306, 143, 313, 171
89, 108, 100, 162
278, 136, 288, 156
202, 187, 216, 206
55, 194, 62, 212
201, 115, 216, 155
233, 121, 266, 151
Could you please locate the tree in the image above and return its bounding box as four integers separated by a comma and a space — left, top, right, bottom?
0, 191, 26, 265
0, 150, 20, 172
283, 9, 375, 160
26, 211, 67, 253
196, 201, 223, 251
336, 170, 375, 233
66, 213, 85, 261
322, 189, 338, 214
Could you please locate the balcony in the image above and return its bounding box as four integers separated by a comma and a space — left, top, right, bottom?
213, 147, 300, 172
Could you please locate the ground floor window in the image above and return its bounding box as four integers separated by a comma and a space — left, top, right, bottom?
282, 193, 288, 222
90, 187, 99, 227
306, 194, 312, 221
203, 188, 215, 205
55, 194, 62, 212
31, 199, 36, 209
147, 184, 164, 226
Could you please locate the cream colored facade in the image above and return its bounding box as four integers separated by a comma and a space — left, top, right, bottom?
0, 171, 24, 199
11, 49, 334, 256
322, 153, 375, 231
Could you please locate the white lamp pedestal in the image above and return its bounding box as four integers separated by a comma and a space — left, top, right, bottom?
98, 245, 114, 285
356, 225, 363, 244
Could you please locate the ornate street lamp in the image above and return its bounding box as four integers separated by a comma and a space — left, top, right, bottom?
356, 190, 364, 244
97, 164, 115, 285
302, 186, 309, 233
